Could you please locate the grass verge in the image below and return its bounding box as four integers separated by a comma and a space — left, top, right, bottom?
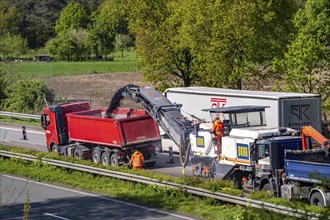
0, 116, 40, 127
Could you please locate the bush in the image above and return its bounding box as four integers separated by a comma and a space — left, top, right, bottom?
2, 79, 54, 113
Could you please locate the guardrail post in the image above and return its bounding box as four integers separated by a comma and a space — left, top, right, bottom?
22, 126, 27, 140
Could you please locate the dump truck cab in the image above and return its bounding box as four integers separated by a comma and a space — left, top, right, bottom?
41, 102, 90, 152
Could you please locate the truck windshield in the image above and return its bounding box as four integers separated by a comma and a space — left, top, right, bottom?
210, 110, 266, 127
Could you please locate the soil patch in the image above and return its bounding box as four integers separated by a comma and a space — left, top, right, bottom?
43, 72, 155, 108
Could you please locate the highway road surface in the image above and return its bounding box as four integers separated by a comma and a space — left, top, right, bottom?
0, 123, 193, 176
0, 175, 202, 220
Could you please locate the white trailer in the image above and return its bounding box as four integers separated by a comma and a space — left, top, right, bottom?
158, 87, 321, 153
164, 87, 322, 131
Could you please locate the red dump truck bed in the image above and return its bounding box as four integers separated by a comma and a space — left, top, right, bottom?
66, 108, 160, 148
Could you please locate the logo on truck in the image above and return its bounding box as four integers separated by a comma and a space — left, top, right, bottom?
289, 104, 311, 127
211, 98, 227, 108
237, 143, 249, 160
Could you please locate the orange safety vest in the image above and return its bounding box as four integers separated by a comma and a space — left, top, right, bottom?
211, 119, 224, 136
130, 151, 144, 168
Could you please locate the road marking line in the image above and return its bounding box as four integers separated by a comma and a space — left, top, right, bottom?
0, 126, 44, 135
2, 175, 197, 220
44, 213, 71, 220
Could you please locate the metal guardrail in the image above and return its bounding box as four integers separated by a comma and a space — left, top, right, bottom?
0, 150, 325, 219
0, 111, 41, 120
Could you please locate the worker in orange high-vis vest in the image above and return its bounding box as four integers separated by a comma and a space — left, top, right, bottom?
211, 117, 224, 154
130, 149, 144, 170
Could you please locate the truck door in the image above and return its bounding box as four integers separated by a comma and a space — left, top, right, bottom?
254, 140, 271, 166
41, 113, 55, 150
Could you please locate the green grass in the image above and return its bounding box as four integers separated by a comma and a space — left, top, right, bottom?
0, 116, 40, 127
1, 51, 138, 78
0, 153, 295, 220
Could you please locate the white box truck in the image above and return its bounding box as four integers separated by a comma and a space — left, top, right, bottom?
164, 87, 322, 131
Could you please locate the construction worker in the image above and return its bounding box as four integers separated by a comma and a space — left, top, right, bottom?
211, 117, 224, 154
130, 149, 144, 170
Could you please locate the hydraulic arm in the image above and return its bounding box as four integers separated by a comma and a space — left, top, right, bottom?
107, 85, 196, 167
302, 125, 330, 151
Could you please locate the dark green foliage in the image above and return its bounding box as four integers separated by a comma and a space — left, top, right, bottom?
2, 79, 54, 113
9, 0, 67, 48
0, 67, 8, 105
0, 0, 20, 36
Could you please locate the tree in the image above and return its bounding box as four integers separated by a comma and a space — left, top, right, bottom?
115, 34, 133, 59
3, 79, 54, 113
0, 0, 19, 36
10, 0, 67, 48
272, 0, 330, 132
0, 33, 28, 60
85, 0, 125, 60
127, 0, 297, 89
46, 32, 79, 62
55, 2, 89, 35
127, 0, 197, 89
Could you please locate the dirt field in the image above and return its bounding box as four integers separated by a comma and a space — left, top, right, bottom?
43, 72, 155, 108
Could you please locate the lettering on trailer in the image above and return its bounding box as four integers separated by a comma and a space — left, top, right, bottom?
210, 98, 227, 118
288, 104, 311, 127
237, 143, 249, 160
210, 98, 227, 108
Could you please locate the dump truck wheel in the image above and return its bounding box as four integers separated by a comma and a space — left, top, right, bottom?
261, 183, 273, 195
52, 145, 59, 153
310, 192, 325, 207
92, 149, 100, 163
74, 150, 82, 159
101, 152, 110, 166
110, 154, 119, 166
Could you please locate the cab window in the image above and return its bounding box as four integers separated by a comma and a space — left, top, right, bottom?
256, 143, 269, 159
41, 114, 50, 129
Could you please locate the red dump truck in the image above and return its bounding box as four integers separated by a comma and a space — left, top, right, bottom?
41, 102, 160, 166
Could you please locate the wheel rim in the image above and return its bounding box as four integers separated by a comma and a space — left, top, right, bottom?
92, 151, 99, 163
311, 192, 324, 207
102, 153, 109, 166
111, 155, 118, 166
52, 146, 58, 153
